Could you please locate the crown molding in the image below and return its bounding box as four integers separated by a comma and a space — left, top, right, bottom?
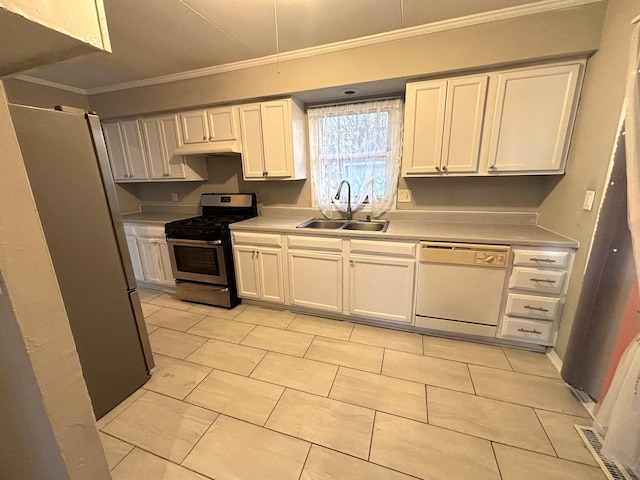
18, 0, 602, 97
11, 74, 88, 95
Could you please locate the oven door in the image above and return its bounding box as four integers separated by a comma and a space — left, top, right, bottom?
167, 238, 228, 285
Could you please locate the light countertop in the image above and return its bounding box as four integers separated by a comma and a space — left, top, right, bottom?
229, 215, 578, 248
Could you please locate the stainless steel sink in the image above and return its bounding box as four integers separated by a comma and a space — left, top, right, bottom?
342, 221, 388, 232
297, 218, 389, 232
296, 219, 346, 229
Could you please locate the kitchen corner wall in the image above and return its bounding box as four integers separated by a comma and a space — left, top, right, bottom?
537, 0, 638, 360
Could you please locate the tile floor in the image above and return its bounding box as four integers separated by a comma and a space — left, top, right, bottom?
98, 287, 607, 480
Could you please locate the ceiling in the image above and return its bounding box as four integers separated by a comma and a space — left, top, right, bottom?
21, 0, 555, 94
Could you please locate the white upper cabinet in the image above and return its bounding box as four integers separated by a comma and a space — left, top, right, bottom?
103, 120, 149, 182
140, 115, 207, 181
238, 98, 307, 180
178, 106, 240, 145
401, 61, 584, 177
402, 75, 488, 176
484, 62, 582, 174
104, 116, 207, 183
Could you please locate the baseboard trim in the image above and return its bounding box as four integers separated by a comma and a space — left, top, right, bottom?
546, 348, 597, 418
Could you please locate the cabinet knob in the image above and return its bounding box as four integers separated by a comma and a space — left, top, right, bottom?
435, 166, 440, 171
209, 136, 214, 141
442, 165, 448, 172
202, 135, 207, 141
263, 171, 268, 177
489, 165, 497, 170
350, 260, 355, 266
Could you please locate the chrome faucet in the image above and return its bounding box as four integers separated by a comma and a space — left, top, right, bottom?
334, 180, 352, 220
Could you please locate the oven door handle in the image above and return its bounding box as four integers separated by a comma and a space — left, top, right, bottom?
167, 238, 223, 246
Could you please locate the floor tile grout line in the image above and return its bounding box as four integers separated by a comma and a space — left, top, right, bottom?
177, 413, 222, 473
491, 442, 505, 480
489, 439, 610, 468
467, 363, 477, 395
367, 410, 377, 462
98, 431, 135, 472
296, 443, 313, 480
532, 408, 561, 459
425, 384, 429, 424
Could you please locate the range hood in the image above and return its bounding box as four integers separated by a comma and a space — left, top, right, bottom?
175, 140, 242, 155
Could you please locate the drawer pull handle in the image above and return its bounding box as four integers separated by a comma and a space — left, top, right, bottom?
524, 305, 549, 313
530, 278, 556, 284
529, 257, 556, 263
518, 328, 542, 335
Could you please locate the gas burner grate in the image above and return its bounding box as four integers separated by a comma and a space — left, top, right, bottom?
575, 425, 638, 480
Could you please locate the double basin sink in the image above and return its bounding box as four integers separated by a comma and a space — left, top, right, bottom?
297, 218, 389, 232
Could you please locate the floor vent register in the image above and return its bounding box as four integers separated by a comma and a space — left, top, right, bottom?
575, 425, 638, 480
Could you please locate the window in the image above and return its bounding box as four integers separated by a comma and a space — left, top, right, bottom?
307, 98, 403, 218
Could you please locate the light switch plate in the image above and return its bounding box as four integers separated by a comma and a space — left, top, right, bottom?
583, 190, 595, 211
397, 189, 411, 203
171, 192, 180, 202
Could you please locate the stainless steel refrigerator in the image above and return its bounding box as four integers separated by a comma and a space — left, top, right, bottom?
8, 104, 154, 419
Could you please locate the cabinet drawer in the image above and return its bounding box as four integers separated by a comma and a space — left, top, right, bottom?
505, 293, 562, 321
509, 267, 565, 294
350, 239, 416, 258
123, 223, 137, 236
499, 317, 554, 344
287, 235, 342, 252
512, 249, 570, 268
232, 231, 282, 247
135, 224, 165, 238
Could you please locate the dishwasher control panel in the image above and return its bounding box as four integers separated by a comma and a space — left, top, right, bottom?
420, 242, 511, 268
474, 251, 508, 266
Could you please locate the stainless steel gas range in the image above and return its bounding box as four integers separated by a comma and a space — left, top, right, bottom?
164, 193, 258, 308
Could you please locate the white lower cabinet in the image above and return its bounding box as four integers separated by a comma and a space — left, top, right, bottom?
287, 236, 343, 313
497, 246, 574, 346
124, 224, 144, 282
124, 223, 175, 288
232, 233, 285, 304
348, 254, 415, 324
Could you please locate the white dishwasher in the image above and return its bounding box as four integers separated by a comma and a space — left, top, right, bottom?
415, 242, 510, 337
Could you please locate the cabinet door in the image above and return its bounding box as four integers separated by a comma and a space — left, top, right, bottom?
159, 116, 186, 178
233, 246, 261, 299
103, 122, 129, 181
179, 110, 209, 144
119, 120, 149, 180
138, 237, 174, 286
207, 107, 237, 141
156, 238, 176, 286
288, 251, 342, 312
140, 117, 166, 179
261, 100, 293, 178
256, 247, 285, 303
125, 234, 145, 282
401, 80, 447, 175
441, 75, 487, 173
137, 237, 165, 284
486, 64, 581, 173
238, 104, 266, 179
349, 256, 415, 324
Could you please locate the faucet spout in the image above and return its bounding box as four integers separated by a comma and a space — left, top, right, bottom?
334, 180, 352, 220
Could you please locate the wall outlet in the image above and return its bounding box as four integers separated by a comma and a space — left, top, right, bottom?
171, 192, 180, 202
582, 190, 595, 211
397, 189, 411, 203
